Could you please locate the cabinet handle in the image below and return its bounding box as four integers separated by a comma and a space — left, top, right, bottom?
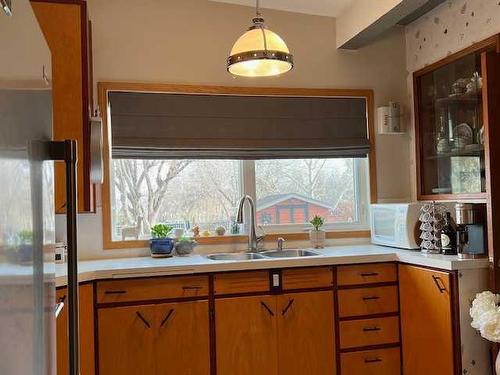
182, 286, 202, 291
160, 309, 175, 327
104, 290, 127, 295
364, 358, 382, 364
260, 301, 275, 317
432, 275, 446, 293
55, 302, 65, 318
363, 326, 381, 332
281, 299, 295, 316
362, 296, 380, 301
135, 311, 151, 328
360, 272, 379, 277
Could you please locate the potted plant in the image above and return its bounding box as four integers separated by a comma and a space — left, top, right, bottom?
175, 236, 198, 256
149, 224, 175, 258
470, 291, 500, 372
309, 215, 325, 248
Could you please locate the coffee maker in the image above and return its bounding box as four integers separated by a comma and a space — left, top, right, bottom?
455, 203, 487, 259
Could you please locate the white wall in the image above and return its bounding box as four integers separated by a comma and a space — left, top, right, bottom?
405, 0, 500, 199
67, 0, 412, 259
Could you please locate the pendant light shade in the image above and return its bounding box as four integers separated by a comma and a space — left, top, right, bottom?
227, 2, 293, 77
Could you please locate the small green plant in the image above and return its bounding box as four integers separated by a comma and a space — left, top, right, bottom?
309, 215, 325, 231
150, 224, 173, 239
177, 236, 195, 243
18, 230, 33, 244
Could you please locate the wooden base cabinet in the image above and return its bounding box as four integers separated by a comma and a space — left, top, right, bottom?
215, 291, 335, 375
399, 264, 456, 374
98, 300, 210, 375
56, 284, 95, 375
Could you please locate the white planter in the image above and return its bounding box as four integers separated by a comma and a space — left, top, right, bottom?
309, 229, 325, 249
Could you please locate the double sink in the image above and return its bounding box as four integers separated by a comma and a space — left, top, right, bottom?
206, 249, 320, 261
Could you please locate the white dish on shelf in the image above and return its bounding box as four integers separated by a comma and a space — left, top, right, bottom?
453, 123, 473, 145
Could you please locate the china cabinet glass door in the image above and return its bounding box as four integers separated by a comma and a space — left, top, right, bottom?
417, 51, 485, 197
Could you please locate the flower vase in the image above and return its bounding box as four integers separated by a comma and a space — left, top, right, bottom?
309, 229, 325, 248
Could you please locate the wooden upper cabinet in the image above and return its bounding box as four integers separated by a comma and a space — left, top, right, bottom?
277, 291, 335, 375
31, 0, 94, 213
399, 264, 456, 375
215, 295, 278, 375
413, 35, 499, 201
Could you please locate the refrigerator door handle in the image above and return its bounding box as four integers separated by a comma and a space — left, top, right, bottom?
47, 140, 80, 375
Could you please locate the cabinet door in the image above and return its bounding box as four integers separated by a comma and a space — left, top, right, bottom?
98, 304, 155, 375
215, 295, 278, 375
154, 301, 210, 375
399, 264, 455, 374
56, 284, 94, 375
31, 1, 94, 213
277, 291, 335, 375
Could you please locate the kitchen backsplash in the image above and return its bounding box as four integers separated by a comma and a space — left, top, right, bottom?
406, 0, 500, 72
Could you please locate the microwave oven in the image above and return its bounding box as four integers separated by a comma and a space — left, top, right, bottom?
370, 203, 423, 249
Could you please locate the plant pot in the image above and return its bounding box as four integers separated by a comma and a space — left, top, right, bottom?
149, 238, 175, 258
309, 229, 325, 249
175, 241, 197, 256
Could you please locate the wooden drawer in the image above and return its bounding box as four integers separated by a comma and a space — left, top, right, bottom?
96, 275, 209, 303
340, 347, 401, 375
337, 286, 399, 318
282, 267, 333, 290
339, 316, 400, 349
337, 263, 397, 286
214, 271, 270, 295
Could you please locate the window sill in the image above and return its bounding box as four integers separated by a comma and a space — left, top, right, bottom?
104, 230, 371, 250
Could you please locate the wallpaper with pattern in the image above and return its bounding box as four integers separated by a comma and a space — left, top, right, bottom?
406, 0, 500, 72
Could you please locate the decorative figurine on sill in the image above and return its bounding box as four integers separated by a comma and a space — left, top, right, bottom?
231, 221, 240, 235
192, 226, 200, 237
121, 216, 143, 241
215, 226, 226, 236
149, 224, 175, 258
202, 230, 211, 237
309, 215, 326, 249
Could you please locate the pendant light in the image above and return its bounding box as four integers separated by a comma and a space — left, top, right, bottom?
227, 0, 293, 77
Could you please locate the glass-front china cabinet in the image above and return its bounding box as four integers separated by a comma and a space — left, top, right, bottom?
414, 37, 499, 200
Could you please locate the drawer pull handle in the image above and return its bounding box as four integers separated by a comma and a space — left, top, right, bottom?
160, 309, 175, 327
363, 326, 381, 332
364, 358, 382, 364
281, 299, 295, 316
360, 272, 379, 277
104, 290, 127, 295
136, 311, 151, 328
432, 275, 446, 293
362, 296, 380, 301
260, 301, 275, 317
183, 286, 202, 290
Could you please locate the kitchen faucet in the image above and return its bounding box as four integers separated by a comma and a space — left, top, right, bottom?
236, 195, 264, 251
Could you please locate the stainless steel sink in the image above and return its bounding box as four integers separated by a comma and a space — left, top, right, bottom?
261, 249, 321, 258
205, 252, 265, 261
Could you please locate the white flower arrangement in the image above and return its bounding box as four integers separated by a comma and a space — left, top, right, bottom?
470, 291, 500, 342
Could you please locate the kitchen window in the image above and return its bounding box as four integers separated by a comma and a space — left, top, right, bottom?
110, 157, 368, 241
100, 83, 375, 248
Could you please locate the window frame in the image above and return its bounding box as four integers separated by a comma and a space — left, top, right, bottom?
98, 82, 377, 250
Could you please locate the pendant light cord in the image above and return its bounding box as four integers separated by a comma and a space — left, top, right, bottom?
255, 0, 268, 55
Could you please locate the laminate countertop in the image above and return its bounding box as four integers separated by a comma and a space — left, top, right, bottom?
54, 244, 489, 287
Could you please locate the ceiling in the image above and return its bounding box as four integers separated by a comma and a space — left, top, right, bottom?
208, 0, 353, 18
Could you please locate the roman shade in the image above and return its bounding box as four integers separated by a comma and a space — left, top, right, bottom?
109, 91, 370, 159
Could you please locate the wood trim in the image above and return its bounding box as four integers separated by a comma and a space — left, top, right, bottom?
102, 230, 371, 250
413, 34, 500, 78
98, 82, 376, 250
